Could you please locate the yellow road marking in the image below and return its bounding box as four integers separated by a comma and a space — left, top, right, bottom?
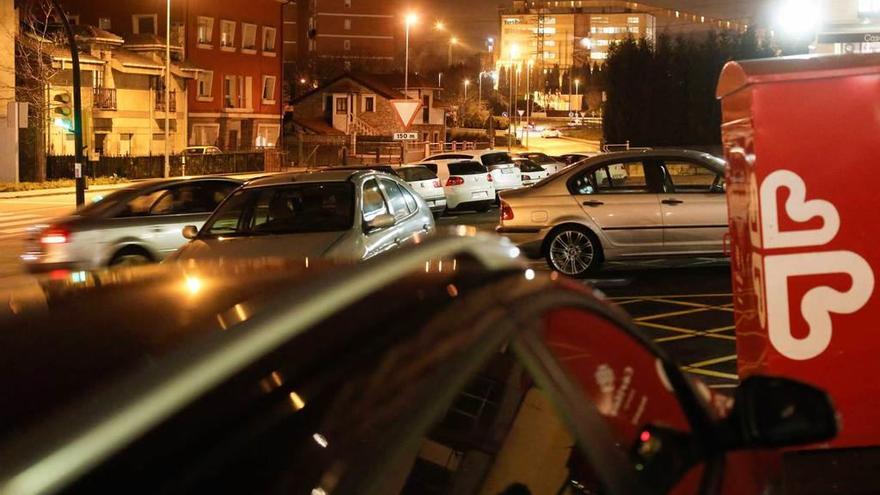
653, 332, 736, 343
681, 367, 739, 380
686, 354, 737, 369
637, 321, 698, 335
635, 306, 714, 321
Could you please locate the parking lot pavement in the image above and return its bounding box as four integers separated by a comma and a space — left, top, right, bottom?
439, 206, 738, 388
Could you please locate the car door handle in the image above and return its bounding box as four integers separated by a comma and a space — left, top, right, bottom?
582, 200, 604, 207
662, 198, 684, 205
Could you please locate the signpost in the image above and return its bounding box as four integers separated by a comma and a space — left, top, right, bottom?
393, 132, 419, 141
389, 99, 422, 129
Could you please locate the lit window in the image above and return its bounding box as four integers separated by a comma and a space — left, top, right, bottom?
198, 71, 214, 99
98, 17, 111, 30
343, 39, 351, 50
344, 0, 351, 6
262, 75, 276, 103
363, 95, 375, 112
590, 51, 607, 60
263, 27, 277, 52
628, 16, 640, 24
197, 17, 214, 45
344, 19, 351, 30
220, 20, 236, 49
242, 23, 257, 50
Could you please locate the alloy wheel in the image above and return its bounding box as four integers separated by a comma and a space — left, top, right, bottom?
548, 229, 595, 276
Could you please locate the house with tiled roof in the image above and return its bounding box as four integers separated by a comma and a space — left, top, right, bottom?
291, 72, 448, 143
44, 25, 194, 157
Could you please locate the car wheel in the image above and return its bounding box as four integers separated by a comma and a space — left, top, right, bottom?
109, 248, 153, 267
545, 226, 601, 278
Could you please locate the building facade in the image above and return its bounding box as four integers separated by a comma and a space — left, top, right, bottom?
66, 0, 283, 151
45, 28, 191, 158
292, 73, 446, 143
814, 0, 880, 54
498, 0, 747, 70
286, 0, 398, 81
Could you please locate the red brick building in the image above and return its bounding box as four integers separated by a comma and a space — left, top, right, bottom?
285, 0, 399, 91
66, 0, 283, 150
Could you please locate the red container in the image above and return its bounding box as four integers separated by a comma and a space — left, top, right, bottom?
718, 54, 880, 448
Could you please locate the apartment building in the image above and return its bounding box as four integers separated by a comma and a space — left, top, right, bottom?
66, 0, 283, 151
498, 0, 746, 69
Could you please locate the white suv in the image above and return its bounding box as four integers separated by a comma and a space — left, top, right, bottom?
421, 150, 522, 197
419, 161, 495, 212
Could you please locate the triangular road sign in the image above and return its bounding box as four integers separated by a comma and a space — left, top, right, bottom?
390, 99, 422, 129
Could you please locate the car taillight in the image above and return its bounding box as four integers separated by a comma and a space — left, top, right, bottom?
40, 228, 69, 244
487, 173, 493, 182
500, 201, 514, 221
446, 176, 465, 186
432, 179, 442, 188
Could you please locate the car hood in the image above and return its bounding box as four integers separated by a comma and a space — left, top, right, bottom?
172, 231, 353, 262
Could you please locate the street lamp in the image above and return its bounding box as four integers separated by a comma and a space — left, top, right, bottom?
525, 60, 533, 149
434, 20, 445, 31
448, 36, 458, 67
574, 78, 580, 112
404, 12, 418, 99
463, 78, 470, 101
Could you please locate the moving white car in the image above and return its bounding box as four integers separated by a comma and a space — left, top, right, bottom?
513, 158, 550, 186
395, 164, 447, 216
420, 150, 522, 197
540, 127, 562, 138
419, 160, 495, 212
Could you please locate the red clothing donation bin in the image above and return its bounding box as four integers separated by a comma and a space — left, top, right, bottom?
718, 53, 880, 454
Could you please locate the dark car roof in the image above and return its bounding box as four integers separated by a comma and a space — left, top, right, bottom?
243, 170, 385, 188
574, 149, 726, 171
0, 260, 337, 443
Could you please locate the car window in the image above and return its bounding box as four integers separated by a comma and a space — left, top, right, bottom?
663, 160, 722, 193
202, 181, 240, 209
362, 179, 389, 222
202, 183, 355, 235
421, 163, 439, 174
401, 186, 418, 213
516, 160, 544, 173
379, 179, 412, 219
448, 161, 488, 176
570, 161, 652, 195
481, 152, 513, 166
149, 182, 238, 216
115, 188, 168, 217
526, 154, 556, 165
398, 167, 436, 182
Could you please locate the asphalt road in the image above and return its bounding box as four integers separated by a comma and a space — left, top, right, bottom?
439, 207, 737, 388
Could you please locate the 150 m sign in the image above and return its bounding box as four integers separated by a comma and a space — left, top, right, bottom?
393, 132, 419, 141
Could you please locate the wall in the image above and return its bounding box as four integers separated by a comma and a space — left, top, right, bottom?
0, 0, 16, 181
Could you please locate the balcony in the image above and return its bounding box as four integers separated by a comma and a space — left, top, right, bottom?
92, 88, 116, 110
155, 90, 177, 112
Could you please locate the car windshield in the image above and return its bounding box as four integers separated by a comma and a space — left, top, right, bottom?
517, 160, 544, 172
202, 183, 355, 236
448, 161, 488, 175
398, 167, 436, 182
73, 187, 142, 217
526, 154, 557, 165
480, 152, 513, 166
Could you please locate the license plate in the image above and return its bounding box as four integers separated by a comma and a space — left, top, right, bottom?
501, 168, 513, 174
472, 191, 489, 199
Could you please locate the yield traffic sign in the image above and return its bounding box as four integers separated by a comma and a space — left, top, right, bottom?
390, 99, 422, 129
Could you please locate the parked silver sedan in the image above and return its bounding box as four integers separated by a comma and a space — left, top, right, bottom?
21, 177, 242, 272
172, 170, 434, 262
497, 149, 727, 277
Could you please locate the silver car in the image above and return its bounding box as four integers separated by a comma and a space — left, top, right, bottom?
172, 170, 435, 262
21, 177, 242, 272
497, 149, 728, 277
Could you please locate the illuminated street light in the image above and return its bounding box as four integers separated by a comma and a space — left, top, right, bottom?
774, 0, 822, 35
580, 37, 593, 49
448, 36, 459, 66
434, 20, 445, 30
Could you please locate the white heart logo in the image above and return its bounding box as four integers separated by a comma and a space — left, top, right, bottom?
760, 170, 840, 249
764, 251, 874, 360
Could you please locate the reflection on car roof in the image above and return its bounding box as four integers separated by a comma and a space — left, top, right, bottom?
244, 170, 368, 187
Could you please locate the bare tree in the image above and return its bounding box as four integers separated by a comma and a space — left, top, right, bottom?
3, 0, 65, 181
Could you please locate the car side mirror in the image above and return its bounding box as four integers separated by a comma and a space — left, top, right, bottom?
182, 225, 199, 240
722, 375, 838, 449
364, 213, 396, 233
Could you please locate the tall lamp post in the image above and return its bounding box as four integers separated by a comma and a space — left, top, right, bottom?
404, 13, 417, 98
49, 0, 85, 206
574, 78, 580, 116
164, 0, 171, 177
448, 36, 458, 67
525, 60, 532, 150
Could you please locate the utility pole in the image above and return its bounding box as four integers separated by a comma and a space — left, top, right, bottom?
164, 0, 171, 177
50, 0, 85, 206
